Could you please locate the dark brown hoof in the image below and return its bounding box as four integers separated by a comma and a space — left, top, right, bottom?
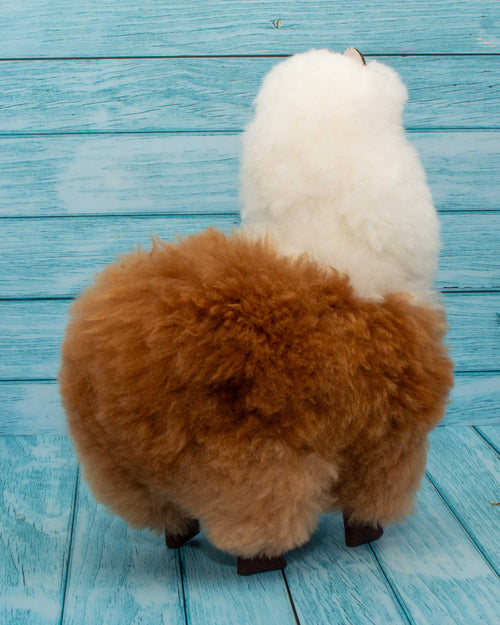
343, 512, 383, 547
237, 554, 287, 576
165, 518, 200, 549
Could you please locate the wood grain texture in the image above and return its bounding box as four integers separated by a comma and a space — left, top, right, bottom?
0, 212, 497, 298
371, 477, 500, 625
445, 292, 500, 371
61, 480, 185, 625
0, 132, 498, 217
0, 56, 498, 134
427, 427, 500, 574
0, 436, 77, 625
0, 293, 497, 380
476, 426, 500, 453
1, 373, 499, 435
444, 373, 500, 427
283, 514, 407, 625
437, 212, 500, 291
0, 381, 67, 435
0, 215, 237, 298
180, 532, 296, 625
0, 134, 239, 217
0, 1, 498, 57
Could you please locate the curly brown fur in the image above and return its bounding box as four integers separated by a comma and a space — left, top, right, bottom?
59, 228, 453, 558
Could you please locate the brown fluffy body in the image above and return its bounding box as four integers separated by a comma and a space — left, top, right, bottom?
59, 229, 453, 558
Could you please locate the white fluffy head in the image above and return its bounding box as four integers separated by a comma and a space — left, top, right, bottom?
240, 49, 440, 301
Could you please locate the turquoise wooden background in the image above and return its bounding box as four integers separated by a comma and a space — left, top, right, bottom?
1, 2, 499, 434
0, 3, 499, 625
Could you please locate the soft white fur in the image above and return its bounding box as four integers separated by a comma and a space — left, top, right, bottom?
240, 49, 440, 302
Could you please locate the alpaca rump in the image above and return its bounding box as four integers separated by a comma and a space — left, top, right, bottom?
59, 228, 453, 567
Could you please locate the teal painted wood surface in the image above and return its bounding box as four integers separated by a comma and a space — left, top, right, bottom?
445, 373, 500, 427
0, 215, 236, 298
1, 430, 499, 624
0, 436, 77, 625
427, 427, 500, 574
1, 0, 499, 622
371, 476, 500, 625
0, 382, 68, 434
1, 373, 499, 435
444, 292, 500, 371
0, 56, 498, 134
283, 514, 408, 625
180, 533, 296, 625
0, 1, 497, 57
1, 294, 498, 380
0, 133, 498, 217
62, 480, 185, 625
476, 425, 500, 453
0, 212, 498, 298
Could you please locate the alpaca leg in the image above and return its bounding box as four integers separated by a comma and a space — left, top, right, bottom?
237, 554, 288, 575
342, 511, 383, 547
165, 517, 200, 549
193, 446, 336, 575
334, 433, 428, 545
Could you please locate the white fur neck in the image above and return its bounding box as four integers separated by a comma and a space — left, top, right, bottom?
239, 49, 440, 302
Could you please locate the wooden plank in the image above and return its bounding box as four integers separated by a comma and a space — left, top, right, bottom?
0, 132, 498, 217
476, 426, 500, 453
0, 435, 77, 625
180, 532, 296, 625
0, 212, 497, 298
444, 292, 500, 372
0, 56, 497, 134
371, 477, 500, 625
437, 212, 500, 292
1, 373, 499, 436
0, 299, 71, 380
0, 135, 240, 217
0, 1, 497, 57
0, 293, 497, 381
0, 215, 237, 298
0, 381, 67, 435
417, 131, 499, 213
61, 480, 185, 625
443, 373, 500, 427
427, 427, 500, 574
283, 514, 407, 625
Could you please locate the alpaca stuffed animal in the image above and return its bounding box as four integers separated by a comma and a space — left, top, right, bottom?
59, 48, 453, 576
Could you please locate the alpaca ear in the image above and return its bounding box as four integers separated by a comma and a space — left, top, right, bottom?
343, 47, 366, 65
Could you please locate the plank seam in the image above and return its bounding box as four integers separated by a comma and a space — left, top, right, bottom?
0, 130, 242, 137
0, 212, 242, 220
0, 53, 499, 61
0, 378, 58, 383
2, 288, 499, 303
59, 466, 80, 625
0, 209, 498, 220
368, 544, 413, 625
0, 375, 490, 381
424, 471, 499, 578
0, 128, 498, 138
281, 571, 302, 625
2, 370, 499, 385
472, 426, 500, 455
177, 549, 189, 625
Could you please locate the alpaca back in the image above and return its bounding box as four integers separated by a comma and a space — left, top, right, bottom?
60, 228, 452, 482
